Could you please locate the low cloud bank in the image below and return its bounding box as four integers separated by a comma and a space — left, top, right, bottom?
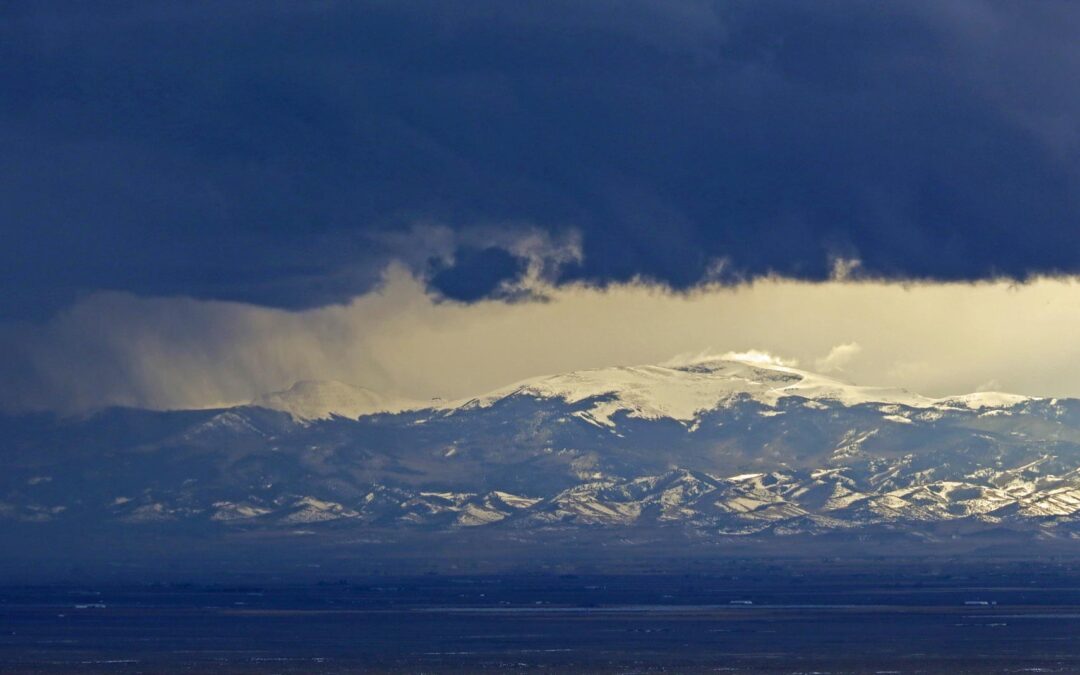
4, 268, 1080, 413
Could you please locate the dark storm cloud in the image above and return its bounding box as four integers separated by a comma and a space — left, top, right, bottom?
4, 1, 1080, 317
429, 247, 526, 302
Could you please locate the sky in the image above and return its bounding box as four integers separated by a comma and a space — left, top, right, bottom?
4, 1, 1080, 413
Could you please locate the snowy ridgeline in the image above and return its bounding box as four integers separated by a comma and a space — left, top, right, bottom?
4, 356, 1080, 541
253, 357, 1035, 424
93, 464, 1080, 534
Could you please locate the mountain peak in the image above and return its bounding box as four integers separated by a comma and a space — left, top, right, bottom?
462, 357, 1034, 427
251, 358, 1037, 425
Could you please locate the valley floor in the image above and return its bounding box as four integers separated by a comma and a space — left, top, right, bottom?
4, 562, 1080, 673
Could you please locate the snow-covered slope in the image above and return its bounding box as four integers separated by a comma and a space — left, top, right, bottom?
251, 357, 1036, 425
453, 357, 1033, 427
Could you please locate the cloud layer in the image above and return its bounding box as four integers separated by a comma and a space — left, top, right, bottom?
7, 2, 1080, 413
5, 1, 1080, 318
7, 269, 1080, 414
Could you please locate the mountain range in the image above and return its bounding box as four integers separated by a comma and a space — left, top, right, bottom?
5, 356, 1080, 570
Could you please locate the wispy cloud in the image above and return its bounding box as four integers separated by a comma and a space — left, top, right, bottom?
814, 343, 863, 374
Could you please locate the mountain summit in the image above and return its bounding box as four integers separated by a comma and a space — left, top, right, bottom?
463, 356, 1030, 427
252, 356, 1035, 424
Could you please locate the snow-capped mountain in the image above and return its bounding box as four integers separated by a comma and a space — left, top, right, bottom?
3, 356, 1080, 560
255, 356, 1034, 424
458, 357, 1033, 426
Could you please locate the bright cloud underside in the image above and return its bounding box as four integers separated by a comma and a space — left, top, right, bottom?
4, 269, 1080, 413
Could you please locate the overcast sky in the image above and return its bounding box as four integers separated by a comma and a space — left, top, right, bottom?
5, 1, 1080, 412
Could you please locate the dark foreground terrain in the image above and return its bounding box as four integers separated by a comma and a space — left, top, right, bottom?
3, 560, 1080, 673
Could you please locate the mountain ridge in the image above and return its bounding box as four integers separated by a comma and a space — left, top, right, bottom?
251, 356, 1039, 423
2, 356, 1079, 561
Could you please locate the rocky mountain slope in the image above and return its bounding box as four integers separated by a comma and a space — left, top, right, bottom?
4, 357, 1080, 557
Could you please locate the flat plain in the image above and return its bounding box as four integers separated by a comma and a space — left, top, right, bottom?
3, 560, 1080, 673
